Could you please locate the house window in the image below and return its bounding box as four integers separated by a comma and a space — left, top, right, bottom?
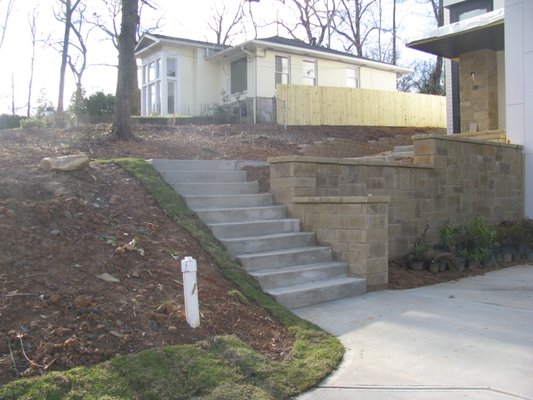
302, 60, 316, 86
142, 58, 162, 115
167, 58, 176, 78
275, 56, 290, 85
168, 81, 176, 114
346, 67, 360, 88
231, 57, 247, 94
449, 0, 493, 22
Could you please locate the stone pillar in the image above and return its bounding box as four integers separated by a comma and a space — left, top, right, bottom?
292, 196, 390, 290
459, 49, 499, 132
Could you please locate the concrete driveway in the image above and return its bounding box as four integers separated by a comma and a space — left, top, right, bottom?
294, 265, 533, 400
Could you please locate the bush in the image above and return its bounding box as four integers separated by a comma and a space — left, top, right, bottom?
20, 116, 52, 129
85, 91, 115, 117
0, 114, 24, 129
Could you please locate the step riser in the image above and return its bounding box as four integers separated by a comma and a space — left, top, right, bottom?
152, 159, 238, 171
238, 248, 333, 272
196, 206, 287, 224
161, 170, 247, 183
252, 263, 348, 289
222, 233, 315, 255
171, 182, 258, 195
208, 220, 300, 239
185, 194, 273, 210
270, 280, 367, 309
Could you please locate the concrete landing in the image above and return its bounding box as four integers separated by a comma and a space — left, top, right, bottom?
295, 265, 533, 400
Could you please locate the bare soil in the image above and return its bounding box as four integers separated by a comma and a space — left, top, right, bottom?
0, 123, 471, 385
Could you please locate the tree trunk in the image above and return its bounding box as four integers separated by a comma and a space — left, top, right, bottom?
56, 0, 72, 128
112, 0, 138, 140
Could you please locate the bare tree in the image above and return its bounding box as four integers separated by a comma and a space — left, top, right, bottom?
55, 0, 83, 127
67, 3, 90, 97
0, 0, 15, 51
207, 0, 247, 45
278, 0, 337, 47
112, 0, 139, 140
333, 0, 377, 56
27, 7, 38, 117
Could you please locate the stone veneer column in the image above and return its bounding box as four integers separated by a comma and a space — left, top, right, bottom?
459, 49, 499, 132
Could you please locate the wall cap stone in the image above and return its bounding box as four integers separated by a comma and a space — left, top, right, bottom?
413, 133, 523, 150
268, 155, 434, 169
293, 196, 391, 204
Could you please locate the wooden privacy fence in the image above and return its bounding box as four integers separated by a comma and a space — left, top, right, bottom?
276, 84, 446, 127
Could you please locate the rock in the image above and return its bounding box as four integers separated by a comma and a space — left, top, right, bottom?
64, 337, 78, 348
50, 229, 61, 236
47, 294, 61, 306
74, 295, 94, 309
109, 330, 123, 338
96, 273, 120, 283
39, 154, 90, 172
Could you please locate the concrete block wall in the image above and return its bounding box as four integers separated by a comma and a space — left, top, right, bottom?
298, 135, 414, 158
291, 196, 390, 289
270, 134, 524, 262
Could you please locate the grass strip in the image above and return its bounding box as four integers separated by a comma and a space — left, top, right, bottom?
0, 158, 343, 399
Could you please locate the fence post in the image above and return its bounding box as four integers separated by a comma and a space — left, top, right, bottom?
181, 256, 200, 328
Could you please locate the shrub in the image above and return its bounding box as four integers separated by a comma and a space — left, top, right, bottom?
85, 91, 115, 117
0, 114, 24, 129
20, 116, 51, 129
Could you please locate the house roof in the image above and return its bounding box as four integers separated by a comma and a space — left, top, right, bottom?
208, 35, 411, 74
135, 33, 229, 56
406, 8, 504, 59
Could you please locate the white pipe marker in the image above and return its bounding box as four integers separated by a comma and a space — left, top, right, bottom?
181, 256, 200, 329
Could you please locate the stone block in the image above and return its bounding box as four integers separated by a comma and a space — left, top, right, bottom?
338, 229, 365, 243
366, 257, 388, 274
367, 215, 386, 229
366, 228, 387, 243
346, 215, 366, 230
292, 162, 317, 176
339, 203, 363, 215
366, 272, 388, 290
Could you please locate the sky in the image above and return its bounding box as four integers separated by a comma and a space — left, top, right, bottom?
0, 0, 436, 116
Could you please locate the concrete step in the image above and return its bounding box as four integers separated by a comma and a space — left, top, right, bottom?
185, 193, 273, 210
172, 181, 259, 196
151, 159, 238, 171
237, 246, 333, 272
160, 170, 247, 183
267, 277, 367, 309
393, 145, 414, 153
251, 262, 349, 289
195, 205, 287, 224
221, 232, 315, 255
208, 219, 300, 239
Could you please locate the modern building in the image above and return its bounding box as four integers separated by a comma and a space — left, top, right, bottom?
407, 0, 532, 218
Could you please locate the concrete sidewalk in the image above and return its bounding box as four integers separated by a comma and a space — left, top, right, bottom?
294, 265, 533, 400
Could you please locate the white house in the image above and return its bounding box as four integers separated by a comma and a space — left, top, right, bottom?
407, 0, 532, 219
134, 34, 410, 123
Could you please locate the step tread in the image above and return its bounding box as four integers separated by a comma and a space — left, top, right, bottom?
208, 218, 300, 227
268, 276, 365, 295
221, 232, 313, 243
195, 205, 285, 212
250, 261, 347, 277
236, 246, 331, 259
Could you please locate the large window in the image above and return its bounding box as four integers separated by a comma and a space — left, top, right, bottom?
167, 81, 176, 115
142, 58, 162, 115
275, 56, 290, 85
346, 67, 360, 88
231, 57, 247, 94
302, 60, 316, 86
167, 58, 176, 78
449, 0, 493, 22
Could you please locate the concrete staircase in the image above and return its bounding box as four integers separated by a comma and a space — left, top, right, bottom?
356, 144, 414, 162
151, 159, 366, 309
